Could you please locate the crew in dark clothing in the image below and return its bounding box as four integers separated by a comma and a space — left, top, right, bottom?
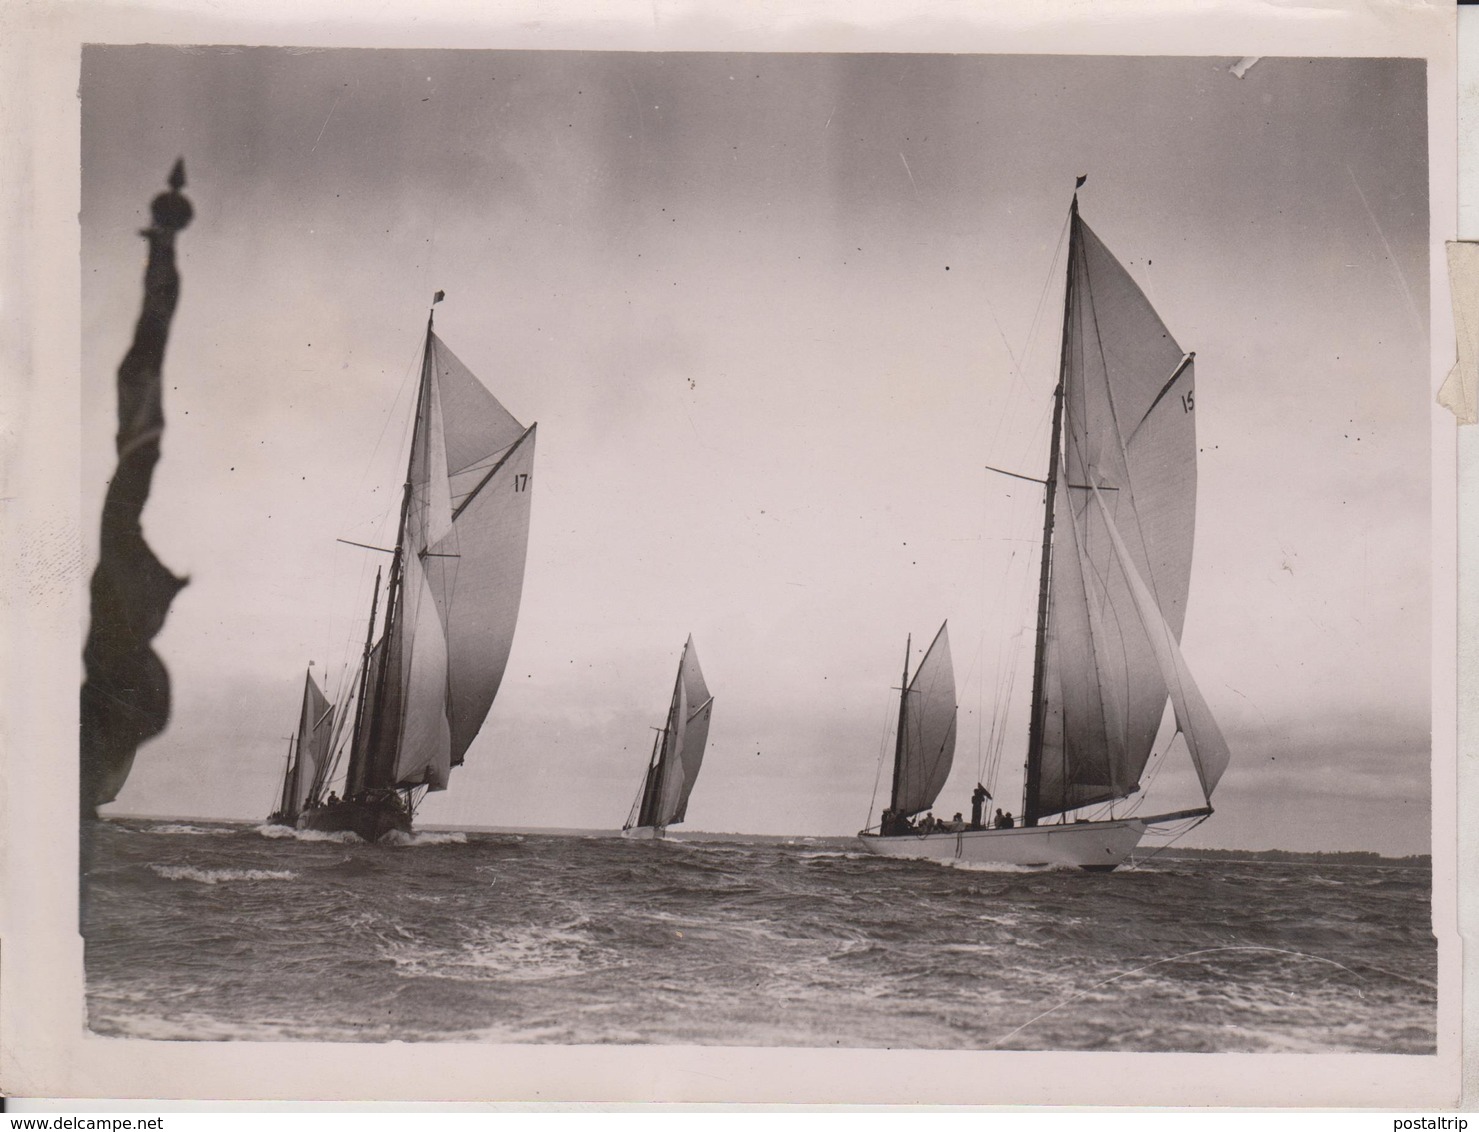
971, 783, 990, 829
995, 807, 1015, 829
881, 808, 913, 836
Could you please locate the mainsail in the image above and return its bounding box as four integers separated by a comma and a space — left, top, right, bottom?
344, 316, 535, 801
628, 637, 715, 831
888, 623, 957, 819
1024, 199, 1217, 823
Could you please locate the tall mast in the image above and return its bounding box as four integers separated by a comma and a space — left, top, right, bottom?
888, 633, 910, 815
344, 565, 383, 796
1022, 194, 1078, 828
362, 303, 439, 792
649, 639, 689, 828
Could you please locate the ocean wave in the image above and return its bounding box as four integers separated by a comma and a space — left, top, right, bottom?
381, 922, 623, 984
254, 824, 362, 844
138, 823, 232, 837
379, 830, 468, 847
149, 865, 297, 885
943, 858, 1069, 874
793, 849, 870, 861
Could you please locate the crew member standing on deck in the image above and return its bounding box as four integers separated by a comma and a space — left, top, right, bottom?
971, 783, 990, 829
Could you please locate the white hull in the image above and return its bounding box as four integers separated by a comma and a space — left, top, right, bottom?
621, 825, 664, 841
857, 818, 1147, 871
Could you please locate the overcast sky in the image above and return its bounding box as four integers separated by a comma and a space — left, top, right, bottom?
81, 48, 1432, 854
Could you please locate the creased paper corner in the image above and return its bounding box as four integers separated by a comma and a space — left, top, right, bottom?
1437, 241, 1479, 425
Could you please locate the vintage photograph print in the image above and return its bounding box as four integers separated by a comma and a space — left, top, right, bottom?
78, 46, 1435, 1054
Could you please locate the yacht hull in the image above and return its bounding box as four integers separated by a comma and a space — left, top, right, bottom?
298, 798, 411, 842
857, 818, 1147, 871
621, 825, 664, 841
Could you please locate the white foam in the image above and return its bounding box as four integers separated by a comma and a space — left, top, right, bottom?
254, 823, 362, 843
150, 865, 297, 885
381, 922, 621, 984
379, 829, 467, 847
943, 858, 1067, 873
139, 823, 230, 837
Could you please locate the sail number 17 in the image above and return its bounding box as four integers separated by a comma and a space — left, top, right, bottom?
513, 473, 530, 492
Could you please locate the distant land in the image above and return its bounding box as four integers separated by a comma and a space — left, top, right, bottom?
98, 814, 1431, 866
1147, 846, 1431, 867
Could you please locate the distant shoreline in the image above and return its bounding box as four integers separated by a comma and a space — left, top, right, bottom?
94, 813, 1430, 865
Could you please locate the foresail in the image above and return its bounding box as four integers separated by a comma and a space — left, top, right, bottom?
1091, 485, 1230, 800
385, 339, 455, 790
290, 671, 333, 813
893, 623, 957, 817
424, 435, 535, 767
1031, 211, 1198, 819
388, 550, 453, 789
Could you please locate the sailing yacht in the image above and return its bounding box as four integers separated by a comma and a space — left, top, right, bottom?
266, 668, 333, 828
283, 296, 537, 842
858, 191, 1230, 871
623, 636, 715, 839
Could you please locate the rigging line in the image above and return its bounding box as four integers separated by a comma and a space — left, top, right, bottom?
1126, 813, 1209, 866
990, 945, 1368, 1050
984, 210, 1072, 465
1121, 718, 1181, 815
866, 684, 898, 831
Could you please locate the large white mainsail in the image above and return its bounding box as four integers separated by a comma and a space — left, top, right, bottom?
627, 637, 715, 833
343, 314, 535, 808
1028, 205, 1200, 822
888, 623, 958, 819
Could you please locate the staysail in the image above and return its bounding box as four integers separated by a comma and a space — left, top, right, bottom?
348, 321, 535, 798
630, 637, 715, 830
1026, 202, 1204, 822
889, 623, 957, 818
1089, 484, 1231, 801
286, 669, 333, 816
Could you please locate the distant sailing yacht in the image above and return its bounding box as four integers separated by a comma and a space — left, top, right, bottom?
623, 636, 715, 839
266, 668, 333, 828
858, 190, 1231, 871
283, 295, 537, 842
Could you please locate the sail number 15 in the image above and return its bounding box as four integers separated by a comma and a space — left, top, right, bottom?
1180, 390, 1195, 413
513, 473, 530, 492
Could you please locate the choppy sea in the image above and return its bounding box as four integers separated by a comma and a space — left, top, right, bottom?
80, 819, 1436, 1052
